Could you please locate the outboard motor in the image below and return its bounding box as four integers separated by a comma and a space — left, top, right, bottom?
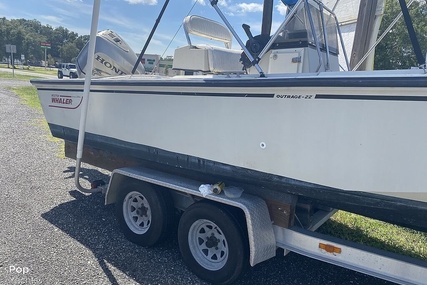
76, 29, 144, 77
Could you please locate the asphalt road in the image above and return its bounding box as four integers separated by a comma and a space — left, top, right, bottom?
0, 78, 395, 285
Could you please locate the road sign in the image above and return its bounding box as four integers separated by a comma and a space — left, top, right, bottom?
5, 44, 16, 53
40, 42, 51, 49
5, 44, 17, 75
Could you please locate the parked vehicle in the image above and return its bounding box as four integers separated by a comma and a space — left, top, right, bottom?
57, 63, 78, 79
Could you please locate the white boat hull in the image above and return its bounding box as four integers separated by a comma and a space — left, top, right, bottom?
33, 71, 427, 204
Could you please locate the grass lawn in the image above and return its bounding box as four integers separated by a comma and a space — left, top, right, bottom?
10, 85, 42, 111
319, 211, 427, 261
0, 63, 57, 75
0, 71, 43, 81
1, 73, 426, 262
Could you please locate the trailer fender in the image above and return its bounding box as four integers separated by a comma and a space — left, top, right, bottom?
104, 167, 276, 266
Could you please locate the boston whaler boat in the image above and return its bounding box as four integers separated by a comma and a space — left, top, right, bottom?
31, 0, 427, 232
32, 1, 427, 230
31, 0, 427, 283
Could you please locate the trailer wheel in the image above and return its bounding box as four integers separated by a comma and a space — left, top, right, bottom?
116, 182, 172, 247
178, 202, 248, 285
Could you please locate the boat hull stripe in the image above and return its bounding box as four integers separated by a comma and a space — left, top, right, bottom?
316, 94, 427, 101
35, 87, 427, 102
37, 88, 274, 98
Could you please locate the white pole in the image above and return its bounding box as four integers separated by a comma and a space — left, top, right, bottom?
75, 0, 102, 193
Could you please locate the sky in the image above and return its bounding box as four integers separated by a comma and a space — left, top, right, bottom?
0, 0, 289, 57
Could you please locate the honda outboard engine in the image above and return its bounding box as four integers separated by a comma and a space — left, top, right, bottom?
76, 29, 145, 77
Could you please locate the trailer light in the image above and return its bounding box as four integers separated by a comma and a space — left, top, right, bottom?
319, 243, 342, 254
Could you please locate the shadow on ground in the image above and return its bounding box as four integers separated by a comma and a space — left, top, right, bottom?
63, 166, 110, 182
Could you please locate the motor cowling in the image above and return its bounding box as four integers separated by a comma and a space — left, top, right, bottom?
76, 30, 144, 78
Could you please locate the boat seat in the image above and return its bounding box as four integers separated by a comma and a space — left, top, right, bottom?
173, 15, 243, 74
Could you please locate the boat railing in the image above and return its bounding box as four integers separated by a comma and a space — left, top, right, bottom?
209, 0, 266, 77
304, 0, 325, 72
262, 0, 350, 72
209, 0, 350, 76
305, 0, 350, 71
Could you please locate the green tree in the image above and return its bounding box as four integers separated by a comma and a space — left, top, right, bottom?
60, 42, 80, 62
50, 26, 70, 58
23, 33, 45, 62
75, 35, 90, 50
0, 17, 88, 64
374, 0, 427, 70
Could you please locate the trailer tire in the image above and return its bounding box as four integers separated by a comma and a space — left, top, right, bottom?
178, 202, 248, 285
116, 182, 172, 247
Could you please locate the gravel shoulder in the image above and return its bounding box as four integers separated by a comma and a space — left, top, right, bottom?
0, 78, 393, 285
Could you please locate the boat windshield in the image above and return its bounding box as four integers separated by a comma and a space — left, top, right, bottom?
272, 3, 339, 54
